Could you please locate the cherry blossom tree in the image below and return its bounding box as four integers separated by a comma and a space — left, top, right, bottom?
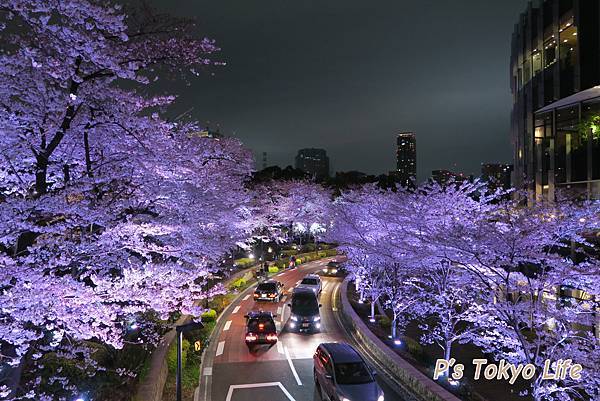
0, 1, 255, 399
328, 180, 600, 401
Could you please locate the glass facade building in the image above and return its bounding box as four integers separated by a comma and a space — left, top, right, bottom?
510, 0, 600, 200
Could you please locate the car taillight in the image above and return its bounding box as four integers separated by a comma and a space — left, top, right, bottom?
245, 333, 257, 342
266, 333, 278, 342
269, 293, 276, 297
258, 323, 265, 331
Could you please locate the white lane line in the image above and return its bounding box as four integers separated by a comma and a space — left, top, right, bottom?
281, 296, 287, 304
277, 306, 283, 316
223, 320, 232, 331
216, 341, 225, 356
242, 294, 250, 301
277, 340, 284, 354
232, 305, 241, 314
203, 367, 213, 376
226, 382, 295, 401
284, 345, 303, 386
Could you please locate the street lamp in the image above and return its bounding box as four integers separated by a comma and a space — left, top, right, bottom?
175, 321, 204, 401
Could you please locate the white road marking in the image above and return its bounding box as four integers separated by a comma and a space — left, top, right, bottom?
277, 340, 284, 354
242, 294, 250, 301
223, 320, 232, 331
203, 367, 213, 376
216, 341, 225, 356
281, 296, 287, 303
277, 306, 283, 316
225, 382, 296, 401
232, 305, 241, 314
284, 346, 303, 386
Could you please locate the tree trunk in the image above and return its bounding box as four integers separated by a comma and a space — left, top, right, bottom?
34, 155, 48, 196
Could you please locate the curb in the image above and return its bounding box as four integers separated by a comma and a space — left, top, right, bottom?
336, 278, 463, 401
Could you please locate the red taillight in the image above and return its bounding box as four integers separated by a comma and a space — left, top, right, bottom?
245, 333, 257, 342
269, 293, 276, 298
266, 333, 278, 342
258, 323, 265, 331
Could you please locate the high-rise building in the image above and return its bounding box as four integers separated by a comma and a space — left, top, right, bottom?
510, 0, 600, 200
396, 132, 416, 187
431, 170, 470, 186
481, 163, 514, 190
295, 148, 330, 180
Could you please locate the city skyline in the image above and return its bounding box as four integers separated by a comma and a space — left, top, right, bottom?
150, 0, 528, 182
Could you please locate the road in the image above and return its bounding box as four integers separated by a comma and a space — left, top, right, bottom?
197, 258, 412, 401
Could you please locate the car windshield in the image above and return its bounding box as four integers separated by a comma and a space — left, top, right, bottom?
334, 362, 373, 385
301, 278, 319, 285
247, 318, 275, 332
291, 293, 318, 315
256, 283, 277, 292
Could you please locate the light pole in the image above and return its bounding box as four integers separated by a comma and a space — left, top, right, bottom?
175, 321, 204, 401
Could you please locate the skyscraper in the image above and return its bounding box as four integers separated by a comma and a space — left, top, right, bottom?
510, 0, 600, 200
295, 148, 330, 180
396, 132, 416, 188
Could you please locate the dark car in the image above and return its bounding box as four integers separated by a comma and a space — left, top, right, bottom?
288, 287, 321, 332
322, 261, 347, 276
244, 311, 278, 351
314, 343, 384, 401
253, 280, 284, 302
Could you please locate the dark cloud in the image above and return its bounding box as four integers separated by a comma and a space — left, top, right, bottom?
150, 0, 528, 181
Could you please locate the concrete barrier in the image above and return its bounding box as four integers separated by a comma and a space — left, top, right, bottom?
338, 279, 463, 401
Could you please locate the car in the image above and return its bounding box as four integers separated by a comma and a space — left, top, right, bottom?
297, 274, 322, 296
322, 261, 346, 276
314, 343, 384, 401
253, 280, 284, 302
244, 311, 278, 351
288, 287, 321, 332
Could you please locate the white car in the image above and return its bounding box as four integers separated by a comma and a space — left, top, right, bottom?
297, 274, 322, 296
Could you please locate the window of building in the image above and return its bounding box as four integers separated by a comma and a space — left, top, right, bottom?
523, 57, 532, 84
532, 50, 542, 76
556, 105, 586, 183
543, 30, 557, 69
558, 16, 577, 69
583, 100, 600, 180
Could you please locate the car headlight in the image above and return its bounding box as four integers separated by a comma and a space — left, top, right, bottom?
378, 395, 385, 401
291, 315, 298, 322
313, 316, 320, 322
340, 398, 351, 401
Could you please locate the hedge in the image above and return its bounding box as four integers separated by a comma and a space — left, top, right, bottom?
268, 266, 279, 274
167, 338, 190, 372
201, 309, 217, 322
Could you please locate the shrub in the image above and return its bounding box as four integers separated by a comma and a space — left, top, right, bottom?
268, 266, 279, 274
229, 277, 247, 290
378, 316, 392, 329
167, 338, 190, 373
281, 249, 298, 256
234, 258, 255, 269
402, 336, 425, 360
201, 309, 217, 322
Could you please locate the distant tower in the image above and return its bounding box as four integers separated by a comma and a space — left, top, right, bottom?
396, 132, 416, 187
295, 148, 330, 180
262, 152, 267, 170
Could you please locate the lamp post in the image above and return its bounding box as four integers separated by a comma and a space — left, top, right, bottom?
175, 321, 204, 401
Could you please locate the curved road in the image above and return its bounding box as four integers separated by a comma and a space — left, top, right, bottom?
197, 258, 412, 401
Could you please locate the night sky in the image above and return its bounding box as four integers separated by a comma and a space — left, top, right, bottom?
150, 0, 529, 182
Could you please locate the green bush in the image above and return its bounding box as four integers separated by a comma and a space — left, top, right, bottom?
378, 316, 392, 329
229, 277, 247, 290
167, 338, 190, 373
402, 336, 425, 360
234, 258, 255, 269
201, 309, 217, 322
268, 266, 279, 273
